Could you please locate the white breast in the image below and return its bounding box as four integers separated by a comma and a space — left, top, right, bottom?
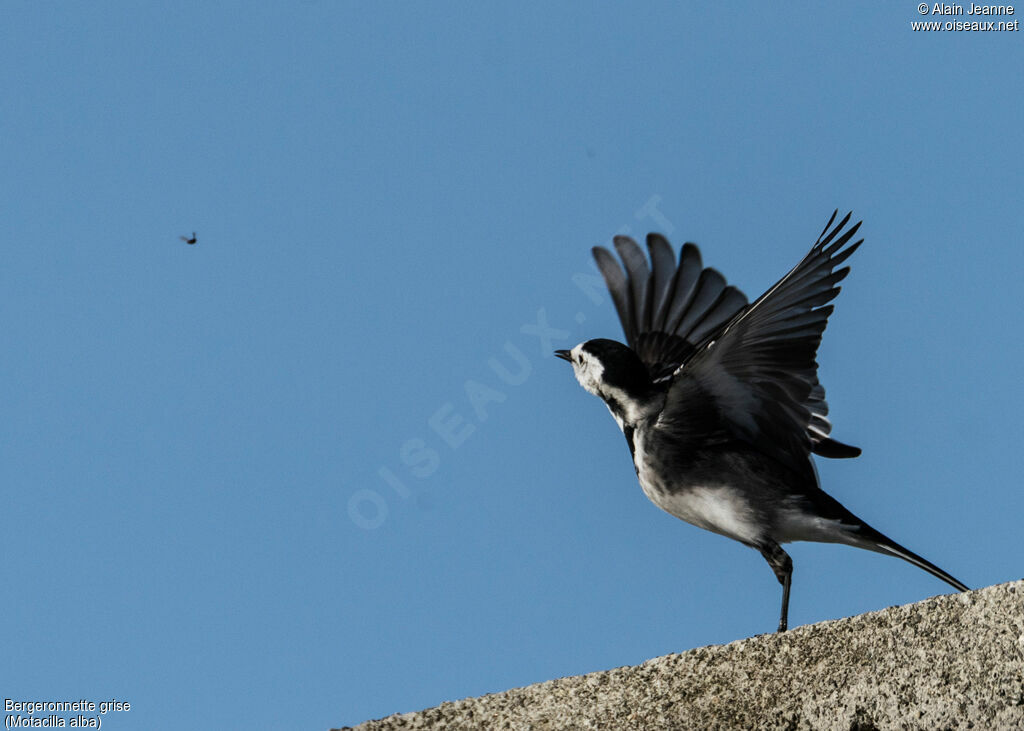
648, 484, 765, 545
633, 432, 764, 546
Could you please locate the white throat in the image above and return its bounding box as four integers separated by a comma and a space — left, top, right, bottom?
569, 344, 660, 430
569, 344, 605, 397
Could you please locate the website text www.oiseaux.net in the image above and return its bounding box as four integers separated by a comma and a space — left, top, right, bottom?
912, 3, 1019, 30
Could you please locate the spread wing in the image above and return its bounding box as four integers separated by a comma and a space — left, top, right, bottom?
593, 234, 748, 382
660, 211, 864, 470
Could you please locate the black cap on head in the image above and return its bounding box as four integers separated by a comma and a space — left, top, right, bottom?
581, 339, 653, 393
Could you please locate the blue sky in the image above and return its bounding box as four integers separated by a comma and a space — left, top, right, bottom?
2, 3, 1022, 729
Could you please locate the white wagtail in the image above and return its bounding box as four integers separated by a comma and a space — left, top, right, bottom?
556, 211, 968, 632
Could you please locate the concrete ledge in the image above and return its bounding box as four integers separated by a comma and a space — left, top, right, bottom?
336, 580, 1024, 730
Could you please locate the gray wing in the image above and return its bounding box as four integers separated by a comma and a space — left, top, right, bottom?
593, 234, 748, 382
659, 211, 864, 470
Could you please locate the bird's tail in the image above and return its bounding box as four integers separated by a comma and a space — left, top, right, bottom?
801, 485, 969, 593
851, 522, 969, 593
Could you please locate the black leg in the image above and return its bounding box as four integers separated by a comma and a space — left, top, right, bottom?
759, 541, 793, 632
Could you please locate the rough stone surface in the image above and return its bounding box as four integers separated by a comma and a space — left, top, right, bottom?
336, 580, 1024, 730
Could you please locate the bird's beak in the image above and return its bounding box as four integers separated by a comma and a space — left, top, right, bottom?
554, 350, 572, 362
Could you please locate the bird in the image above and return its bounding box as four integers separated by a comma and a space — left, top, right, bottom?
555, 211, 968, 632
180, 232, 197, 245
